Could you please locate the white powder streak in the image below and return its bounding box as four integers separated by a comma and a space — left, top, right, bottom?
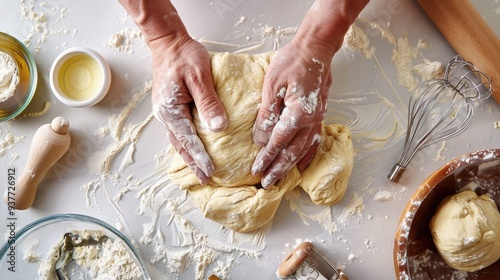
299, 88, 320, 114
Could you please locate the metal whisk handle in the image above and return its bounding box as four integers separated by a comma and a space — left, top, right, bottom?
387, 164, 405, 182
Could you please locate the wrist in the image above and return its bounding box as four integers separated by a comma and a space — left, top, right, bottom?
119, 0, 189, 45
295, 0, 369, 57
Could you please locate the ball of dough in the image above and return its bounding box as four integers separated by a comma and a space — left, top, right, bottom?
430, 190, 500, 272
300, 124, 353, 205
167, 52, 354, 232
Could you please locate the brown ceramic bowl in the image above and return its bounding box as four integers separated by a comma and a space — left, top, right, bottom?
394, 148, 500, 280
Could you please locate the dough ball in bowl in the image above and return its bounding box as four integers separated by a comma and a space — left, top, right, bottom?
430, 190, 500, 272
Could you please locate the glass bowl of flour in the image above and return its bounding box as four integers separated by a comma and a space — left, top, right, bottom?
0, 32, 37, 122
0, 213, 151, 280
394, 148, 500, 279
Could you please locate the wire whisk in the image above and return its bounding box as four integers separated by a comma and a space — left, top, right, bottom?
388, 56, 492, 182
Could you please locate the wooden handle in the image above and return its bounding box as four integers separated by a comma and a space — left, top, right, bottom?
417, 0, 500, 104
277, 242, 313, 277
4, 117, 71, 210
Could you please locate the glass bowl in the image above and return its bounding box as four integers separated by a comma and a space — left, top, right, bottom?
0, 32, 38, 122
0, 213, 151, 279
394, 148, 500, 279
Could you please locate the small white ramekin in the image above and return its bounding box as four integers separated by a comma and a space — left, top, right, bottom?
50, 47, 111, 108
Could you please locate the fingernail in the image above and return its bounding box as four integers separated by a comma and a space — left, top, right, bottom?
252, 159, 264, 175
261, 174, 276, 189
253, 130, 269, 145
208, 116, 226, 130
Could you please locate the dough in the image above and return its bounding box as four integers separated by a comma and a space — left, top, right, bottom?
167, 52, 354, 232
300, 124, 353, 205
430, 190, 500, 272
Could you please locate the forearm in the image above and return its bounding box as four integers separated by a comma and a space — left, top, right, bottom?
118, 0, 188, 44
296, 0, 369, 57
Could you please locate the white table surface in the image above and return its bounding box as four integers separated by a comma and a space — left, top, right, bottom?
1, 0, 499, 279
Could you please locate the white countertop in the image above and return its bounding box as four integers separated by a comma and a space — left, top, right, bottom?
1, 0, 499, 279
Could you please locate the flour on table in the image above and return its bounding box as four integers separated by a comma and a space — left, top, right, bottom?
20, 101, 51, 118
19, 0, 76, 53
344, 24, 375, 59
0, 130, 25, 157
106, 28, 143, 53
345, 19, 429, 92
413, 59, 443, 81
373, 190, 394, 202
87, 81, 152, 175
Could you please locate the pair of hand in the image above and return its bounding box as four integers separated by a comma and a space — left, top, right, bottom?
151, 34, 332, 188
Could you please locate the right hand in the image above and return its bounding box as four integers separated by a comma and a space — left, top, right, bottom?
150, 33, 228, 184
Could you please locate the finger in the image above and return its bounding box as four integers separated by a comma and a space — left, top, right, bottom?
297, 124, 322, 172
165, 128, 210, 184
253, 76, 286, 147
153, 101, 215, 179
168, 115, 215, 177
260, 126, 313, 188
252, 106, 300, 176
186, 67, 228, 132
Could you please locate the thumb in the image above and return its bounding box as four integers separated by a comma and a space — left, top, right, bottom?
189, 75, 228, 132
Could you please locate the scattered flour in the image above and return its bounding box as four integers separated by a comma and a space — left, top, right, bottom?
20, 101, 51, 118
348, 253, 357, 262
87, 81, 152, 174
0, 130, 25, 157
344, 19, 431, 93
373, 190, 394, 202
413, 59, 443, 81
344, 24, 375, 59
338, 192, 365, 225
106, 28, 143, 53
19, 0, 77, 53
234, 16, 246, 27
435, 140, 447, 161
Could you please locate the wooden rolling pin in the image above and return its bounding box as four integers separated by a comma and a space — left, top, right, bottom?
3, 116, 71, 210
417, 0, 500, 104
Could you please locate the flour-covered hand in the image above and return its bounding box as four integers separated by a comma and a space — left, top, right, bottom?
151, 34, 228, 184
117, 0, 228, 183
252, 40, 333, 188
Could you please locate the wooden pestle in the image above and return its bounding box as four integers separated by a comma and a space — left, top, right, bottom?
4, 116, 71, 210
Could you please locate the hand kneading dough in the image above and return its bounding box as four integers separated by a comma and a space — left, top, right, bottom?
167, 52, 354, 232
430, 190, 500, 272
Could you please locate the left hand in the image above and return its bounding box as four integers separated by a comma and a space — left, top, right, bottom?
251, 40, 333, 188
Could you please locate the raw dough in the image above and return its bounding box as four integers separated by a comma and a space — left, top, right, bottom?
167, 52, 354, 232
430, 190, 500, 272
